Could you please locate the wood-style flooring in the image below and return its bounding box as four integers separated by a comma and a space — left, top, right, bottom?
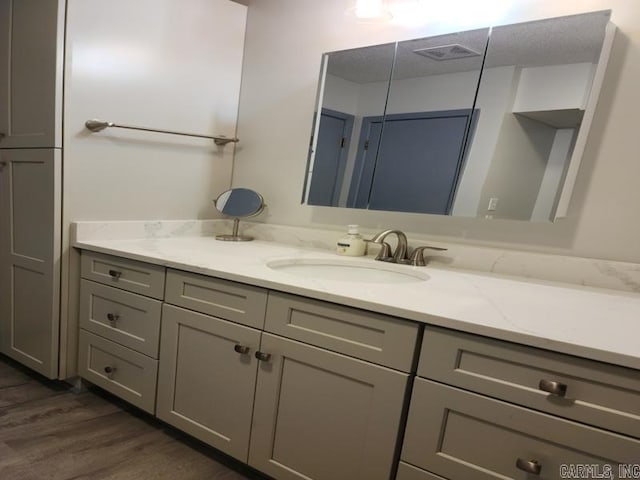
0, 354, 266, 480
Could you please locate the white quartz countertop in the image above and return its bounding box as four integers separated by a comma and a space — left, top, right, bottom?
73, 236, 640, 370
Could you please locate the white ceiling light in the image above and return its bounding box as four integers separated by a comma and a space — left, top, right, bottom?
356, 0, 384, 18
351, 0, 392, 21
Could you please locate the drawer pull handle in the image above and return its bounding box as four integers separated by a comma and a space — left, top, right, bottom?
106, 313, 119, 325
108, 269, 122, 279
234, 344, 250, 355
104, 366, 117, 378
255, 351, 272, 362
538, 379, 567, 397
516, 458, 541, 475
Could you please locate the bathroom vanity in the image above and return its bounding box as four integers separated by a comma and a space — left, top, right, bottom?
73, 225, 640, 480
78, 249, 417, 480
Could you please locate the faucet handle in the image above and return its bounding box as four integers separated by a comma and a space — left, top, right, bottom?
409, 246, 448, 266
365, 240, 393, 262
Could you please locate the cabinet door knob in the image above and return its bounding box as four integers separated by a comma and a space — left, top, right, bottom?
108, 269, 122, 280
106, 313, 119, 325
538, 379, 567, 397
234, 344, 250, 355
104, 366, 117, 378
516, 458, 542, 475
255, 351, 272, 362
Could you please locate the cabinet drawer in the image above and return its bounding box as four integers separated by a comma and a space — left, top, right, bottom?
78, 330, 158, 414
396, 462, 448, 480
265, 292, 419, 371
402, 379, 640, 480
165, 269, 267, 329
418, 326, 640, 438
79, 280, 162, 358
81, 251, 165, 299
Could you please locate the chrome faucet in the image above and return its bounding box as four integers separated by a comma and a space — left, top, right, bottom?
369, 229, 448, 266
369, 229, 409, 263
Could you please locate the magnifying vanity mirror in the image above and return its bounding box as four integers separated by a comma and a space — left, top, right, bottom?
213, 188, 265, 241
303, 10, 615, 222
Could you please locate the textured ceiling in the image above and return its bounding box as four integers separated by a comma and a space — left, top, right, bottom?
326, 10, 611, 84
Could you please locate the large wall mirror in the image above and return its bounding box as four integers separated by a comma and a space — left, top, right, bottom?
302, 11, 615, 222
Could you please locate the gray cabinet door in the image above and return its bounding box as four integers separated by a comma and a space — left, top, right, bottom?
156, 304, 261, 462
0, 149, 61, 378
0, 0, 64, 148
249, 332, 409, 480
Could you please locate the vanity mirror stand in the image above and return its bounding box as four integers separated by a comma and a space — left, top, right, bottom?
213, 188, 265, 241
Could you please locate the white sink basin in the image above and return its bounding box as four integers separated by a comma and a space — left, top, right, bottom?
266, 258, 429, 284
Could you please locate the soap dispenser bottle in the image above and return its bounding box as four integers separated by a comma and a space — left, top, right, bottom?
336, 225, 367, 256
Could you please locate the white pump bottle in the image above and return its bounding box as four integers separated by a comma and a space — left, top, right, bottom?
336, 225, 367, 256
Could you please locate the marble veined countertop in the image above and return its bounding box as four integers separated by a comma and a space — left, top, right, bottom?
73, 235, 640, 370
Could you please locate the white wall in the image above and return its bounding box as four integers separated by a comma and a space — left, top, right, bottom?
478, 111, 557, 220
452, 66, 517, 216
234, 0, 640, 263
531, 128, 576, 221
323, 74, 360, 114
63, 0, 246, 223
513, 63, 596, 112
386, 71, 478, 114
60, 0, 247, 377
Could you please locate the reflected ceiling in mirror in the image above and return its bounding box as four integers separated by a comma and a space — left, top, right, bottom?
303, 10, 614, 222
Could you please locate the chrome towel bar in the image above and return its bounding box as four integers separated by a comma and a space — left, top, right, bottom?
85, 119, 239, 146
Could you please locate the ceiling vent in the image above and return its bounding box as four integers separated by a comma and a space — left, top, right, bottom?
413, 44, 481, 61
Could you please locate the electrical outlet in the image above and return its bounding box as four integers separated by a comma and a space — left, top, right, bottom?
488, 197, 499, 211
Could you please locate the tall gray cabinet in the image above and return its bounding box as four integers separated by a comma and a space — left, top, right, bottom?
0, 0, 65, 378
